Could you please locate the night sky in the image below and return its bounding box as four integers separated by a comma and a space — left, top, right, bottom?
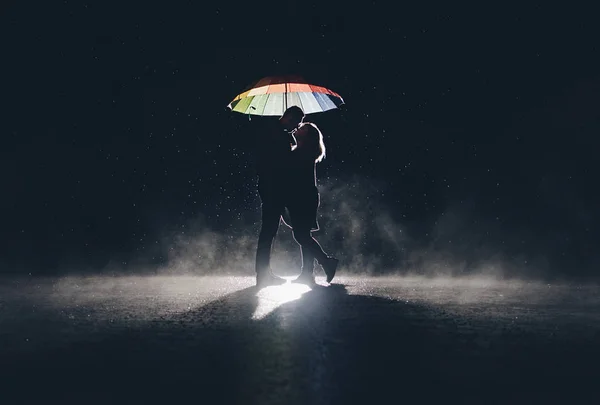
1, 2, 599, 278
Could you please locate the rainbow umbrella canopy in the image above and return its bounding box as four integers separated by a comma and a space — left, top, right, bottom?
227, 75, 344, 116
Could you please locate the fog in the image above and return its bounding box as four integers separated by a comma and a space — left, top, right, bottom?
120, 174, 574, 283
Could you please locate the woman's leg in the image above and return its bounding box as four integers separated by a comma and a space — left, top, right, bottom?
293, 227, 338, 282
289, 189, 338, 282
292, 227, 329, 265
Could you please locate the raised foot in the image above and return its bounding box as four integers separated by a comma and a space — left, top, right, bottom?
322, 257, 339, 283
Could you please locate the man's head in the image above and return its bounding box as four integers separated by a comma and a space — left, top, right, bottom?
280, 105, 305, 131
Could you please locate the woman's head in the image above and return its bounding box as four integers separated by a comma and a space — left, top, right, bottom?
295, 122, 326, 163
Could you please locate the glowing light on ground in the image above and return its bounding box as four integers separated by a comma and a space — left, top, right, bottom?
252, 279, 311, 320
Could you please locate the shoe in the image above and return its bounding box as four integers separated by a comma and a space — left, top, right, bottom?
292, 271, 316, 286
256, 271, 286, 288
321, 257, 339, 283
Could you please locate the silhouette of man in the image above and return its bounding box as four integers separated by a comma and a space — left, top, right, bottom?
254, 106, 304, 288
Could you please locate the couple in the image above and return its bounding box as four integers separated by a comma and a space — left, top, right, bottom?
255, 106, 339, 288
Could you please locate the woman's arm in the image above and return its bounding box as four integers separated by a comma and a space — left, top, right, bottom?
293, 124, 318, 155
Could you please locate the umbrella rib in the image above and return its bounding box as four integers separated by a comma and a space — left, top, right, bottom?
296, 91, 306, 113
284, 82, 287, 112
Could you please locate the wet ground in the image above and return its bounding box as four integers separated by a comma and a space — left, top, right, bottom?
1, 275, 599, 404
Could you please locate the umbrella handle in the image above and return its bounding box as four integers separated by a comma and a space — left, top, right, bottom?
248, 106, 256, 121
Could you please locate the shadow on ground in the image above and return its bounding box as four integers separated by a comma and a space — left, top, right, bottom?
2, 281, 599, 404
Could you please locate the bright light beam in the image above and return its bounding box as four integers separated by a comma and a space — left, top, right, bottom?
252, 279, 311, 320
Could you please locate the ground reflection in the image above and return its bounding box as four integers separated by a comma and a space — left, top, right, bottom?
3, 275, 600, 404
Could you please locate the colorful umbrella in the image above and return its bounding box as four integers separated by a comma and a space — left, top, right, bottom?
227, 75, 344, 116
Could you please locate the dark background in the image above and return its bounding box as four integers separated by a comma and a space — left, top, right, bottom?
1, 2, 598, 278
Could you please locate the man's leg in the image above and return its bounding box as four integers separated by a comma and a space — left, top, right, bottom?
255, 202, 280, 274
255, 197, 286, 287
300, 245, 315, 275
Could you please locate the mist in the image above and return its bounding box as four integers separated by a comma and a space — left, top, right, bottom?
110, 173, 594, 283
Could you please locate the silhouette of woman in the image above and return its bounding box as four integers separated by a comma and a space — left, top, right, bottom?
286, 115, 339, 284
